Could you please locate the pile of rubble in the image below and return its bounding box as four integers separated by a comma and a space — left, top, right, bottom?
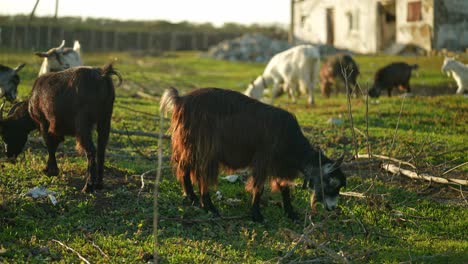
205, 33, 352, 62
205, 33, 291, 62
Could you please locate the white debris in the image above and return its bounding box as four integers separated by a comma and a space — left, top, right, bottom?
327, 117, 344, 126
222, 174, 239, 183
215, 191, 223, 200
24, 186, 58, 205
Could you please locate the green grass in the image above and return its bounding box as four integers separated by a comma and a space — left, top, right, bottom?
0, 50, 467, 263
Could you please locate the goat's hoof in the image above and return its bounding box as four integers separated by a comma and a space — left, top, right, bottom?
43, 167, 59, 176
95, 182, 104, 190
251, 212, 264, 222
82, 184, 95, 193
182, 196, 199, 206
286, 211, 300, 221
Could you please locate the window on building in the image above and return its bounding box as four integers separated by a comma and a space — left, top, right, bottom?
300, 15, 307, 28
407, 1, 422, 22
347, 10, 359, 31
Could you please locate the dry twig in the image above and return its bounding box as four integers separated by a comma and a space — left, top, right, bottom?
357, 153, 416, 169
382, 163, 467, 186
52, 239, 90, 264
111, 128, 170, 139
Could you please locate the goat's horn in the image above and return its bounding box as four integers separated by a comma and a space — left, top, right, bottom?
57, 40, 65, 50
14, 63, 25, 73
0, 102, 5, 120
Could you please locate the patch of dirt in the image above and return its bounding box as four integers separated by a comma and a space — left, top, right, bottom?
411, 84, 459, 96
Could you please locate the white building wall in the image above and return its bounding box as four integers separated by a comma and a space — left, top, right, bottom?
294, 0, 379, 54
395, 0, 434, 51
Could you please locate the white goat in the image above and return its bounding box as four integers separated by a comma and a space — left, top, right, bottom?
244, 44, 320, 105
441, 56, 468, 94
35, 40, 82, 76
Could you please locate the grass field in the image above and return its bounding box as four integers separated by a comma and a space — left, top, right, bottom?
0, 50, 467, 263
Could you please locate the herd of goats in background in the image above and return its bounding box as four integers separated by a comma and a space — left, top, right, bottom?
0, 40, 466, 221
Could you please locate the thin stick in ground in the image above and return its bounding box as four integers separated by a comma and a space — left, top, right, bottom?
52, 239, 91, 264
153, 113, 165, 263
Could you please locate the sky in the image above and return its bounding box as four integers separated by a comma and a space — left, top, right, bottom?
1, 0, 291, 26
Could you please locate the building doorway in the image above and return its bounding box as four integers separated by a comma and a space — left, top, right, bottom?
378, 1, 396, 51
326, 8, 335, 45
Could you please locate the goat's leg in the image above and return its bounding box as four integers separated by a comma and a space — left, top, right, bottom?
270, 82, 282, 104
76, 126, 97, 193
199, 184, 219, 217
251, 185, 265, 222
198, 163, 220, 216
279, 185, 299, 220
286, 82, 298, 103
96, 117, 111, 190
299, 78, 314, 106
182, 168, 199, 206
43, 133, 61, 176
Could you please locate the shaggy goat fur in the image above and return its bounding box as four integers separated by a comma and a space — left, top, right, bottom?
161, 87, 346, 222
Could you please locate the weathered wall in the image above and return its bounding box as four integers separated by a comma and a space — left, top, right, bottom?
294, 0, 379, 54
395, 0, 434, 51
433, 0, 468, 51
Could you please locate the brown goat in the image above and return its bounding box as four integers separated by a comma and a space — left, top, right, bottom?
0, 64, 121, 192
320, 54, 360, 98
160, 87, 346, 222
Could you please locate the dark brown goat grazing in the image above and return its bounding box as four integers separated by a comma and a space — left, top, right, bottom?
0, 64, 121, 192
320, 54, 360, 98
368, 62, 418, 98
160, 87, 346, 222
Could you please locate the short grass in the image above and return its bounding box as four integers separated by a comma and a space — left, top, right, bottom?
0, 50, 467, 263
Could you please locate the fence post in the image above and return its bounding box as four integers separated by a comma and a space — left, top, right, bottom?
137, 31, 142, 50
60, 27, 65, 42
148, 32, 153, 51
113, 31, 119, 51
35, 25, 40, 50
102, 31, 107, 51
191, 33, 197, 50
203, 32, 209, 50
90, 30, 96, 51
47, 25, 52, 47
170, 32, 177, 51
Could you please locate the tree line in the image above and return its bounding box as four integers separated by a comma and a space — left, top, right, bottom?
0, 15, 288, 39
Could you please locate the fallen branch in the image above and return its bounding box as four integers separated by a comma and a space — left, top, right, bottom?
52, 239, 90, 264
442, 161, 468, 175
340, 191, 366, 199
111, 129, 170, 139
160, 215, 245, 223
382, 163, 467, 186
115, 104, 158, 118
138, 169, 156, 205
86, 238, 109, 259
135, 90, 159, 101
357, 153, 416, 169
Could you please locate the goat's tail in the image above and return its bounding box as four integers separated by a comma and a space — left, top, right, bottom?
101, 63, 123, 87
160, 87, 181, 117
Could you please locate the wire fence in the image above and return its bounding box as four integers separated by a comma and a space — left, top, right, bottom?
0, 25, 240, 52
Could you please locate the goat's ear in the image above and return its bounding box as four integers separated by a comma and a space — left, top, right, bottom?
35, 52, 48, 58
14, 63, 25, 73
